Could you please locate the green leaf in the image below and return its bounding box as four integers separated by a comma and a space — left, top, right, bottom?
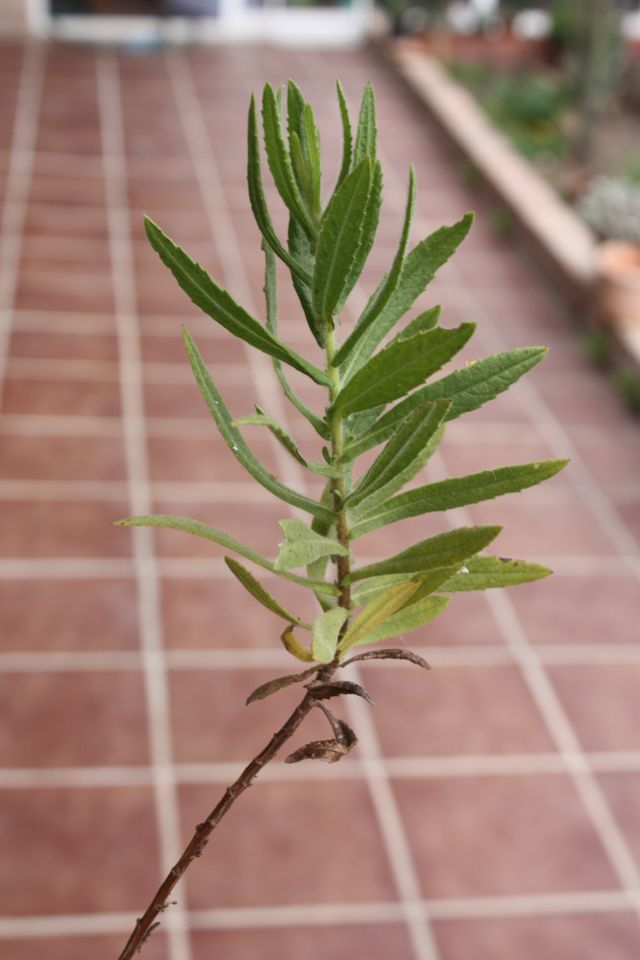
274, 518, 347, 571
225, 557, 310, 627
303, 103, 322, 216
339, 158, 383, 316
312, 157, 373, 326
338, 580, 419, 653
287, 218, 324, 347
348, 398, 450, 508
247, 97, 312, 285
286, 80, 306, 157
281, 625, 313, 662
145, 219, 327, 386
343, 346, 547, 462
115, 514, 338, 595
344, 213, 474, 377
183, 328, 333, 524
333, 324, 475, 416
333, 165, 415, 368
351, 460, 569, 537
355, 594, 451, 648
233, 409, 339, 478
262, 83, 317, 239
353, 82, 376, 165
352, 565, 459, 607
335, 80, 353, 189
347, 525, 502, 583
262, 242, 328, 433
312, 607, 350, 663
437, 555, 552, 592
389, 306, 441, 346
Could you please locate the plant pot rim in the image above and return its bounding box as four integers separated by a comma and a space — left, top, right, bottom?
595, 241, 640, 279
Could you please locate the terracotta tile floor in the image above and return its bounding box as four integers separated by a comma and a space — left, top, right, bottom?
1, 37, 639, 960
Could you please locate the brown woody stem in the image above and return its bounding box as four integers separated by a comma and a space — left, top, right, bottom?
117, 322, 353, 959
116, 680, 334, 960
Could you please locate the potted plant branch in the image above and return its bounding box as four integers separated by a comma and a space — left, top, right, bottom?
113, 79, 567, 959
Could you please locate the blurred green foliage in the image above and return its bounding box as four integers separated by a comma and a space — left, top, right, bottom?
448, 61, 570, 160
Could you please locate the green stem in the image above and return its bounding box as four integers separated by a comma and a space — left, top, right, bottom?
325, 325, 352, 610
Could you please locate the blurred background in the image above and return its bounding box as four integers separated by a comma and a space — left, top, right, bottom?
1, 2, 640, 959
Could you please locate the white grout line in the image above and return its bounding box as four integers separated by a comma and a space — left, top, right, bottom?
0, 888, 637, 941
4, 748, 640, 792
2, 641, 640, 675
375, 152, 640, 911
96, 53, 192, 960
0, 44, 45, 415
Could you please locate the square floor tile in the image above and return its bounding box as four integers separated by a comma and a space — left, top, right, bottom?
170, 668, 333, 764
179, 780, 397, 908
0, 671, 149, 767
191, 924, 413, 960
360, 664, 554, 757
0, 936, 168, 960
0, 501, 130, 558
597, 773, 640, 869
160, 574, 320, 650
0, 579, 138, 652
468, 491, 615, 557
434, 912, 640, 960
0, 434, 126, 481
0, 787, 159, 915
2, 375, 121, 417
147, 433, 277, 483
548, 665, 640, 752
508, 574, 640, 646
393, 774, 617, 898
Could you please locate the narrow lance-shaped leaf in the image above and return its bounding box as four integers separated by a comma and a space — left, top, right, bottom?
335, 79, 353, 189
286, 80, 306, 170
287, 218, 324, 347
350, 594, 451, 649
437, 556, 553, 592
183, 328, 333, 524
344, 213, 474, 378
348, 398, 450, 508
225, 557, 311, 627
353, 82, 376, 166
232, 409, 339, 478
281, 625, 313, 662
274, 518, 348, 571
263, 241, 327, 431
343, 346, 547, 461
389, 306, 441, 346
351, 460, 569, 538
247, 96, 312, 285
312, 157, 372, 327
115, 514, 338, 595
333, 165, 415, 368
262, 83, 317, 239
145, 219, 327, 386
338, 580, 420, 653
312, 607, 350, 663
333, 324, 475, 417
303, 103, 322, 217
338, 158, 382, 316
352, 564, 459, 607
246, 666, 318, 705
347, 525, 502, 583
